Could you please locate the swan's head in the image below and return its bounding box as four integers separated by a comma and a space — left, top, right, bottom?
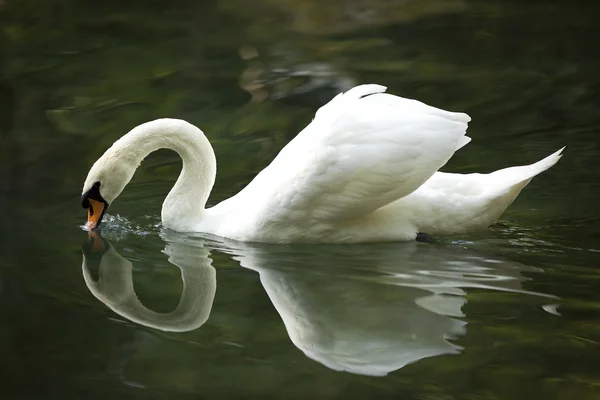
81, 149, 137, 230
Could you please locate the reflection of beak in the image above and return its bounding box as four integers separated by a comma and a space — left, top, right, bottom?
85, 198, 106, 231
85, 230, 107, 253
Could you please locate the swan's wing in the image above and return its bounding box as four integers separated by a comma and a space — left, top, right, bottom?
245, 84, 471, 222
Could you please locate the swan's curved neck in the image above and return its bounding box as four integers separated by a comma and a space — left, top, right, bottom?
115, 119, 216, 231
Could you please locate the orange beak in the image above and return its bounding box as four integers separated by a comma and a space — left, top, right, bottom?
85, 198, 106, 231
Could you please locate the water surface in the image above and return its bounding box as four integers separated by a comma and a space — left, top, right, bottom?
2, 1, 600, 399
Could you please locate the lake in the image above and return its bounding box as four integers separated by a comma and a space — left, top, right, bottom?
2, 1, 600, 399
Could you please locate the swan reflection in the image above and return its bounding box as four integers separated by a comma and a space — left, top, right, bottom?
82, 231, 216, 332
219, 239, 554, 376
82, 232, 555, 376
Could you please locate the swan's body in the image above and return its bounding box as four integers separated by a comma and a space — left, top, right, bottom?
82, 84, 563, 243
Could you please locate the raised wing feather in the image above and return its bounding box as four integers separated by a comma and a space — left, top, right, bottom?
243, 84, 471, 222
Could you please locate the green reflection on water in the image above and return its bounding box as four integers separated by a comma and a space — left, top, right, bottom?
2, 0, 600, 399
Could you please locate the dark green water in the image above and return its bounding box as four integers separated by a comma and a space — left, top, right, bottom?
2, 1, 600, 398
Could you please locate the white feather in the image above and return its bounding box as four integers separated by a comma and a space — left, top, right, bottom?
232, 86, 470, 222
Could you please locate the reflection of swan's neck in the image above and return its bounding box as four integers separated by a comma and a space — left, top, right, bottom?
82, 239, 216, 332
115, 119, 217, 231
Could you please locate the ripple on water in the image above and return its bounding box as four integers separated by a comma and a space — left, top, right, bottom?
80, 214, 162, 241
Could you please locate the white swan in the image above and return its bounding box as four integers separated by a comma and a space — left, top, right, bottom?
81, 84, 563, 243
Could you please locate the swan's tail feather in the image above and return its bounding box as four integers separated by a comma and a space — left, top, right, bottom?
526, 146, 565, 175
489, 147, 565, 194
